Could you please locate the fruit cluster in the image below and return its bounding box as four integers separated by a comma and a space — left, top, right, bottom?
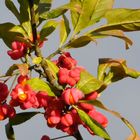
0, 51, 108, 140
0, 82, 15, 120
7, 37, 44, 60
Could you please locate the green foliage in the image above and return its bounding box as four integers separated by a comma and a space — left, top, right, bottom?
97, 58, 140, 85
39, 2, 81, 20
74, 106, 111, 139
0, 23, 27, 48
88, 30, 133, 49
65, 36, 96, 49
76, 70, 106, 94
32, 57, 42, 64
1, 0, 140, 140
38, 0, 52, 15
5, 123, 15, 140
72, 0, 114, 34
59, 15, 71, 46
40, 20, 59, 40
6, 64, 28, 76
26, 78, 55, 96
5, 0, 20, 22
45, 59, 59, 80
9, 112, 40, 126
81, 99, 138, 139
17, 0, 32, 36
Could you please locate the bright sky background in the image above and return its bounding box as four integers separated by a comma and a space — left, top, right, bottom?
0, 0, 140, 140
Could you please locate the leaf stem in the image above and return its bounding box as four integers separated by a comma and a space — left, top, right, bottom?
73, 130, 83, 140
47, 40, 71, 60
51, 135, 71, 140
28, 0, 37, 43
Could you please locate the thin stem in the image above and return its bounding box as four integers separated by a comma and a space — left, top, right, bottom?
47, 40, 71, 60
28, 0, 37, 43
28, 0, 63, 91
73, 130, 83, 140
28, 0, 42, 57
47, 48, 62, 60
51, 135, 71, 140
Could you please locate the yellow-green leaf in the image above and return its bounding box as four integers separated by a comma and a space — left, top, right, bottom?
32, 57, 42, 64
70, 0, 82, 28
74, 106, 111, 139
73, 0, 114, 34
59, 15, 70, 47
97, 58, 140, 85
84, 99, 138, 140
27, 78, 55, 96
126, 134, 140, 140
65, 36, 96, 49
45, 59, 59, 80
17, 0, 32, 36
92, 8, 140, 33
76, 70, 106, 94
88, 30, 133, 49
0, 23, 27, 48
40, 20, 59, 40
40, 2, 81, 20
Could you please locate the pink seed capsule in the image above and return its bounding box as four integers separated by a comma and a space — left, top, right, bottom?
62, 88, 84, 105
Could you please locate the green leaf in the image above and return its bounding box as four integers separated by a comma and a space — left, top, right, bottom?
5, 0, 20, 22
32, 57, 42, 64
65, 36, 96, 49
76, 70, 106, 94
5, 123, 15, 140
39, 0, 52, 15
6, 64, 18, 76
91, 8, 140, 33
74, 107, 111, 139
9, 112, 39, 126
16, 64, 29, 76
6, 64, 28, 76
45, 59, 59, 80
17, 0, 32, 36
127, 134, 140, 140
97, 58, 140, 85
40, 20, 59, 40
27, 78, 55, 96
97, 62, 109, 81
84, 99, 138, 140
88, 0, 114, 27
40, 2, 81, 20
88, 30, 133, 49
73, 0, 114, 34
0, 23, 27, 48
37, 0, 52, 24
59, 15, 71, 46
70, 0, 82, 28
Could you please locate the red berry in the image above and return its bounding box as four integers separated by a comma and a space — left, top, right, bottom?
41, 135, 50, 140
17, 75, 29, 85
0, 82, 9, 103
